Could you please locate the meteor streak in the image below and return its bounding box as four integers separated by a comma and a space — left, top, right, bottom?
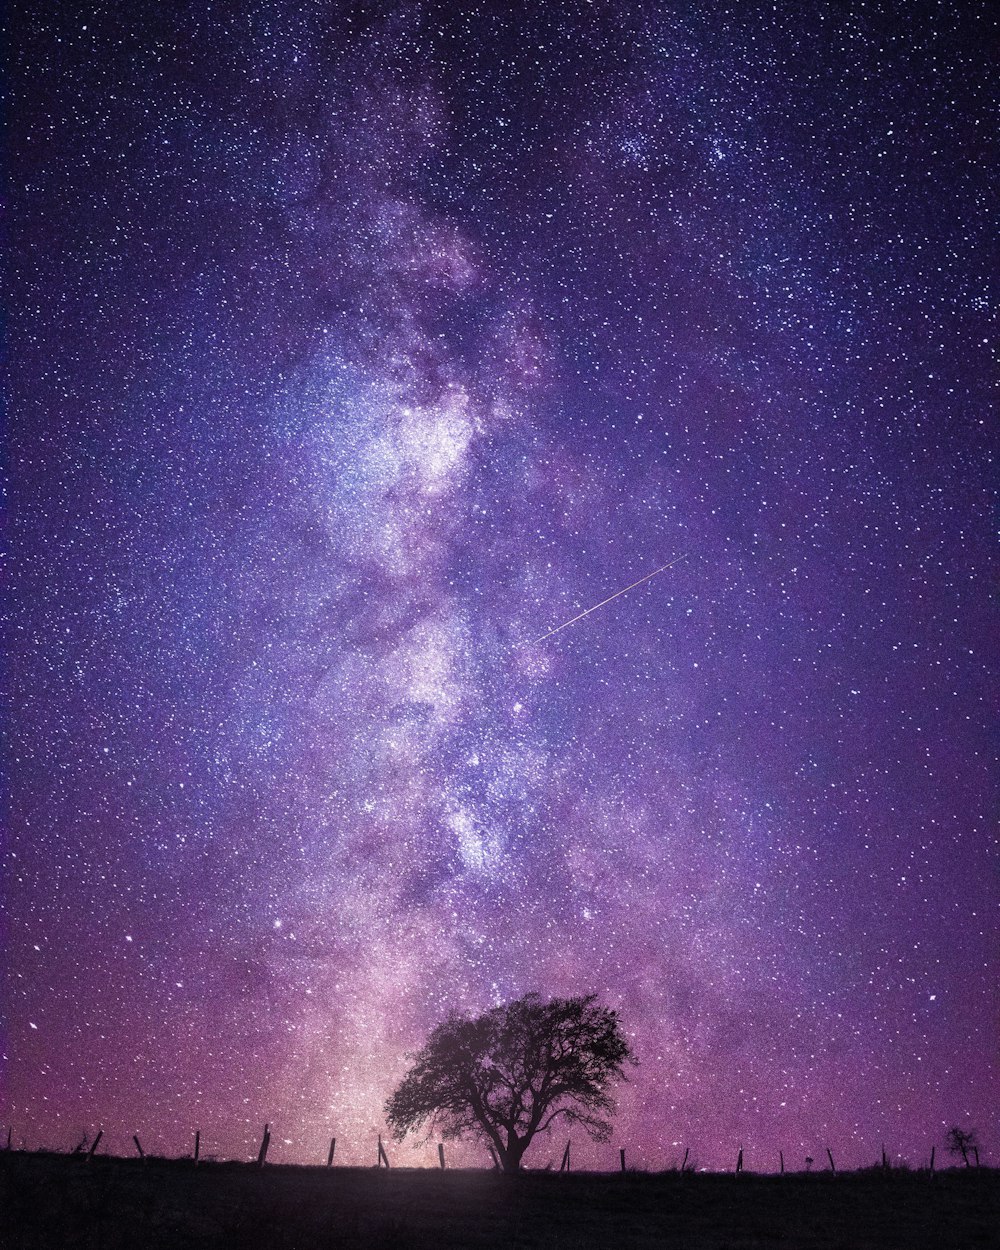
530, 553, 688, 645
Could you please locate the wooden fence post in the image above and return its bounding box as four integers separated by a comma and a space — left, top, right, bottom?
620, 1148, 626, 1172
134, 1135, 145, 1160
560, 1141, 571, 1172
826, 1148, 836, 1174
87, 1130, 103, 1161
973, 1147, 980, 1168
257, 1124, 271, 1166
377, 1135, 390, 1168
327, 1137, 336, 1167
194, 1130, 200, 1164
779, 1150, 784, 1174
736, 1146, 743, 1174
681, 1147, 689, 1173
881, 1144, 887, 1172
929, 1146, 935, 1174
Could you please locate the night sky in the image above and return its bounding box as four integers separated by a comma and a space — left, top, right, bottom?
7, 2, 997, 1170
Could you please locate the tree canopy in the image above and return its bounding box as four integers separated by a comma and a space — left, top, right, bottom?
384, 991, 636, 1173
945, 1126, 979, 1166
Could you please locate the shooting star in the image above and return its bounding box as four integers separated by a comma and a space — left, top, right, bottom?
529, 553, 688, 646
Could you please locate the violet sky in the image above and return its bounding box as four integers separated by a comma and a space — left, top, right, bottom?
7, 1, 997, 1170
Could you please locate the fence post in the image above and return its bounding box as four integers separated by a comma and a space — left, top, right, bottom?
377, 1135, 390, 1168
826, 1148, 836, 1174
620, 1148, 626, 1172
560, 1141, 571, 1172
134, 1135, 145, 1160
929, 1146, 935, 1174
438, 1143, 446, 1170
681, 1147, 689, 1173
87, 1130, 103, 1161
327, 1137, 336, 1167
736, 1146, 743, 1174
779, 1150, 784, 1174
257, 1124, 271, 1166
194, 1130, 200, 1164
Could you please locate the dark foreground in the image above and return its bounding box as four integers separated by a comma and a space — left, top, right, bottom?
2, 1152, 997, 1250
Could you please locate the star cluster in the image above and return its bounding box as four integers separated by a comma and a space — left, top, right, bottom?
7, 2, 996, 1169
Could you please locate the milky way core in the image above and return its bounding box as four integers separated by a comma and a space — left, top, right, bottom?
7, 2, 997, 1171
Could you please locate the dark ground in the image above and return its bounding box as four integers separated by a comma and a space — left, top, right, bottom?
1, 1151, 997, 1249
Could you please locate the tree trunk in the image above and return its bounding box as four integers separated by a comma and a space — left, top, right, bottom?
500, 1134, 527, 1174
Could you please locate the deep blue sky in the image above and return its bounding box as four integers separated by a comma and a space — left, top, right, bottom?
7, 1, 997, 1168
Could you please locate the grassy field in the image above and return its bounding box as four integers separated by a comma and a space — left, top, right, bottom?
1, 1151, 997, 1249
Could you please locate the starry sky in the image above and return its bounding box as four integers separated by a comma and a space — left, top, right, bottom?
7, 1, 997, 1170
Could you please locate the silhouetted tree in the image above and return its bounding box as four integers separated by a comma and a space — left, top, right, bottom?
384, 991, 636, 1173
946, 1126, 979, 1167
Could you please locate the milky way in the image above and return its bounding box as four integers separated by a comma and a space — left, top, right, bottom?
7, 2, 997, 1170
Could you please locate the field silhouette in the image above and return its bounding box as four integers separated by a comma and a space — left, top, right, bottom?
2, 1150, 997, 1249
